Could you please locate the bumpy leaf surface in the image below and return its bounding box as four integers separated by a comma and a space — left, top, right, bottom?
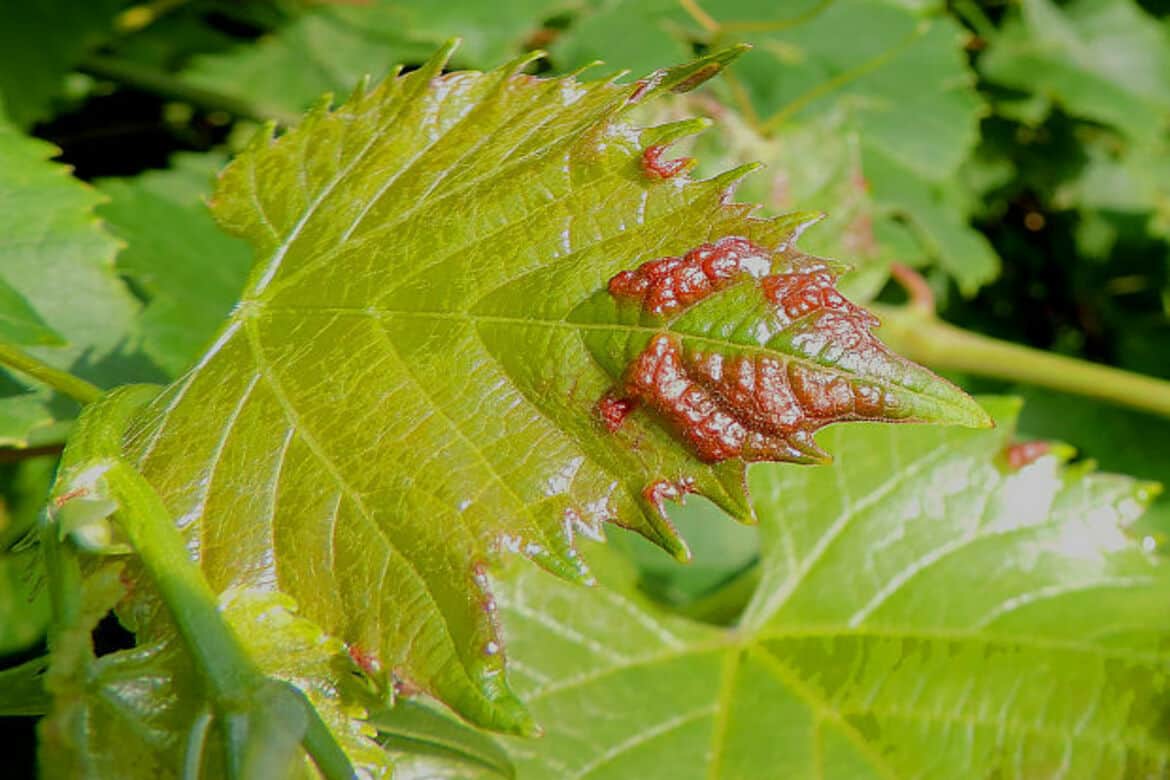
555, 0, 997, 294
119, 46, 984, 736
0, 126, 139, 446
496, 398, 1170, 778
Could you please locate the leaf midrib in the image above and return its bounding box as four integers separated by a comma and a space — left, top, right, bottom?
247, 305, 974, 415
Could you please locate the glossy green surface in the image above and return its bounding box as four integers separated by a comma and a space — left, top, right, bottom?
498, 398, 1170, 778
118, 46, 981, 737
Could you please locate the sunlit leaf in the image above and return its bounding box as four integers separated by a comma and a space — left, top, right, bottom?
0, 126, 141, 445
496, 397, 1170, 778
117, 44, 983, 746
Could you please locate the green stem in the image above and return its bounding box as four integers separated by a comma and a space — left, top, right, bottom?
81, 56, 301, 126
874, 305, 1170, 420
0, 342, 102, 404
52, 386, 354, 780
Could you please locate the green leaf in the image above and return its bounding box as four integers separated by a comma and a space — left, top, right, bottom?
119, 45, 983, 741
44, 580, 390, 778
0, 126, 140, 444
0, 655, 50, 716
369, 700, 515, 778
496, 397, 1170, 777
556, 0, 996, 293
0, 0, 122, 127
97, 153, 253, 377
980, 0, 1170, 143
0, 278, 62, 347
182, 0, 565, 117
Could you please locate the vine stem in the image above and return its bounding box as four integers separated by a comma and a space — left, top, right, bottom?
873, 304, 1170, 420
80, 56, 301, 126
50, 386, 354, 780
0, 342, 102, 405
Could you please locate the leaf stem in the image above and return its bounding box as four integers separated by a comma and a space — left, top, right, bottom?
52, 386, 354, 780
80, 56, 301, 126
0, 342, 102, 405
873, 305, 1170, 420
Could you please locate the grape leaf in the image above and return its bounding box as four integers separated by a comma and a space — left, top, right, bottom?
182, 0, 565, 117
97, 153, 253, 378
0, 126, 140, 446
117, 45, 985, 739
0, 278, 62, 347
38, 569, 390, 778
495, 397, 1170, 777
0, 0, 122, 127
554, 0, 997, 294
980, 0, 1170, 143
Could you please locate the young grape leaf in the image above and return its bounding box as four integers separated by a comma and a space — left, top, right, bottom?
495, 398, 1170, 777
0, 125, 140, 446
554, 0, 998, 294
118, 45, 985, 737
97, 154, 253, 378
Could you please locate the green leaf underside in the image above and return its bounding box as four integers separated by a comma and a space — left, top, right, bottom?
118, 44, 983, 739
497, 398, 1170, 778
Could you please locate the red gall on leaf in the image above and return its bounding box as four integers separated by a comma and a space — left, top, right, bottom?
607, 236, 772, 316
641, 145, 692, 180
1004, 440, 1051, 470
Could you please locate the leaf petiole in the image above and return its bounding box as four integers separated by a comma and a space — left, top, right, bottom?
49, 385, 355, 779
0, 341, 102, 405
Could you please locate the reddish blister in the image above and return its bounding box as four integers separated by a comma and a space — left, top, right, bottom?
643, 477, 697, 519
640, 145, 691, 180
761, 268, 873, 324
1004, 441, 1051, 470
597, 392, 638, 432
347, 642, 382, 678
618, 334, 829, 463
608, 236, 773, 316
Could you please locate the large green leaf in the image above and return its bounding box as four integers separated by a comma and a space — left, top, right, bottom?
496, 397, 1170, 777
117, 45, 984, 741
97, 153, 253, 378
980, 0, 1170, 143
0, 126, 140, 447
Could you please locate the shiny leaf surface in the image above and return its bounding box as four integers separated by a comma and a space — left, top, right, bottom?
496, 398, 1170, 778
118, 46, 983, 740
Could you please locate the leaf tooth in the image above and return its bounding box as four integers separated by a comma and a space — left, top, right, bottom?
522, 528, 596, 587
707, 461, 756, 525
416, 37, 461, 82
640, 117, 713, 148
567, 59, 606, 80
501, 48, 547, 78
345, 73, 372, 104
622, 44, 752, 108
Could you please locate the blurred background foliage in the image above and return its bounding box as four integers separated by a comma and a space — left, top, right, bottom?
1, 0, 1170, 769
